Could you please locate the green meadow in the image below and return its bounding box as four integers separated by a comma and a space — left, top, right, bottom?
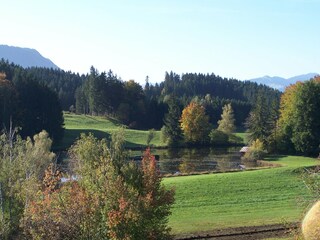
57, 112, 165, 150
164, 155, 318, 236
58, 112, 248, 150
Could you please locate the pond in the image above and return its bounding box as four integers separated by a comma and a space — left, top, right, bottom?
129, 147, 257, 175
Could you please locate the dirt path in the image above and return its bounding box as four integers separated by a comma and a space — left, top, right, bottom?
174, 223, 298, 240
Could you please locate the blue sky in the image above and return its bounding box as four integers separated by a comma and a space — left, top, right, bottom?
1, 0, 320, 84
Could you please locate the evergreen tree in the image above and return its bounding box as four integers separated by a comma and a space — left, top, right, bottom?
16, 80, 64, 143
217, 103, 235, 134
75, 86, 88, 114
266, 99, 280, 152
246, 94, 273, 145
0, 73, 19, 130
163, 96, 182, 146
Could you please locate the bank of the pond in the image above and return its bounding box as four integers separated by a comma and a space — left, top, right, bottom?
164, 155, 319, 237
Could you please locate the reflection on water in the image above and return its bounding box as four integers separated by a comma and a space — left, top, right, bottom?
130, 147, 257, 174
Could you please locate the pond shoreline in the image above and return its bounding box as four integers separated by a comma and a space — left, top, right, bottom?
162, 160, 283, 178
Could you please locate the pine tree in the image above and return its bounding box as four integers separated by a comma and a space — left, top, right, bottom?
217, 103, 235, 134
246, 94, 273, 145
163, 97, 183, 146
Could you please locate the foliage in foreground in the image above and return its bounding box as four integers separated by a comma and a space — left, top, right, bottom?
23, 131, 175, 240
0, 130, 55, 239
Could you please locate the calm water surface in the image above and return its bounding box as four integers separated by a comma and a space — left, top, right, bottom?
130, 147, 257, 174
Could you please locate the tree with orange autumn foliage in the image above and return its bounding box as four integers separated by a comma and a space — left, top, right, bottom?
23, 164, 100, 240
107, 148, 174, 240
69, 130, 175, 239
0, 130, 54, 239
180, 102, 210, 144
22, 131, 174, 239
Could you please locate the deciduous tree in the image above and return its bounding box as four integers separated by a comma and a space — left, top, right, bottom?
68, 131, 175, 239
217, 103, 235, 134
277, 78, 320, 155
180, 102, 210, 144
0, 130, 54, 239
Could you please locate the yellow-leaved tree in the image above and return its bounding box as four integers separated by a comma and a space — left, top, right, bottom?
180, 102, 210, 144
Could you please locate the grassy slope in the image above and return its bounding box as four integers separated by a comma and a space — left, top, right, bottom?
164, 156, 318, 235
60, 113, 248, 150
58, 113, 165, 149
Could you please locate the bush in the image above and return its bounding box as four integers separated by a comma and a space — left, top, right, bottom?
242, 139, 266, 161
179, 160, 196, 174
209, 130, 229, 145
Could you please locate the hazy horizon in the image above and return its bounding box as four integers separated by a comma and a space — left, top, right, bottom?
1, 0, 320, 84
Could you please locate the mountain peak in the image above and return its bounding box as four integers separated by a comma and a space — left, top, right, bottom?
0, 45, 59, 69
248, 73, 318, 91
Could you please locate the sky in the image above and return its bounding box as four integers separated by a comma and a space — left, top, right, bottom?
1, 0, 320, 84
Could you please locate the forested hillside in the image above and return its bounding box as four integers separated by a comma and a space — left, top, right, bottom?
0, 59, 85, 110
0, 69, 64, 143
0, 60, 281, 132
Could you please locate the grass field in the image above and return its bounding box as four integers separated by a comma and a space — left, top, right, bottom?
56, 112, 166, 150
164, 155, 319, 236
58, 113, 248, 150
234, 127, 248, 144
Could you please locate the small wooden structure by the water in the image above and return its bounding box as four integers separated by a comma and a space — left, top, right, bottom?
239, 146, 249, 156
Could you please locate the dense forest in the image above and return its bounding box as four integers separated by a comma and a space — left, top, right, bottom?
0, 59, 281, 140
75, 69, 280, 129
0, 63, 64, 143
0, 59, 85, 110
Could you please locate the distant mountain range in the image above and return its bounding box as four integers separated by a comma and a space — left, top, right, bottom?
0, 44, 318, 92
0, 45, 59, 69
247, 73, 319, 91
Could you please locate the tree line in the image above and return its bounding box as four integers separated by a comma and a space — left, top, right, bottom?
75, 69, 280, 129
0, 59, 85, 110
246, 77, 320, 156
0, 59, 281, 133
0, 71, 63, 144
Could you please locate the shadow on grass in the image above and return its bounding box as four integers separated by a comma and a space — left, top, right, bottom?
53, 129, 111, 151
124, 141, 148, 150
54, 129, 147, 151
264, 155, 289, 162
83, 115, 122, 127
